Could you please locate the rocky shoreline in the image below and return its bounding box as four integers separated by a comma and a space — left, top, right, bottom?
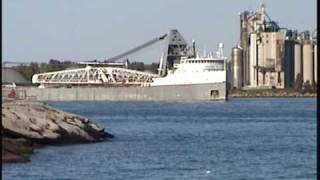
229, 89, 317, 97
2, 100, 114, 163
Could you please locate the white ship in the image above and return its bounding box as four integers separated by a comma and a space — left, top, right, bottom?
28, 30, 228, 101
149, 43, 227, 100
152, 43, 227, 86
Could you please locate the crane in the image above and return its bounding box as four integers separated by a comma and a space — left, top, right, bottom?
79, 29, 188, 73
31, 29, 190, 86
106, 33, 168, 62
79, 33, 168, 67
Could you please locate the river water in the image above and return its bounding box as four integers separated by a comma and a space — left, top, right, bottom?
3, 98, 316, 180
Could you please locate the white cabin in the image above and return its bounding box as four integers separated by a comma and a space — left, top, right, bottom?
151, 44, 227, 86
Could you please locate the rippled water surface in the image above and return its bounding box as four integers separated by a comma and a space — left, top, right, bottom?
3, 98, 316, 180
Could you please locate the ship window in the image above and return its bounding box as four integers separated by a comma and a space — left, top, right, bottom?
210, 90, 219, 98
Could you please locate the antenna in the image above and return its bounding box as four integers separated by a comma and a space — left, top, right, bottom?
217, 43, 225, 59
192, 40, 196, 58
203, 46, 207, 57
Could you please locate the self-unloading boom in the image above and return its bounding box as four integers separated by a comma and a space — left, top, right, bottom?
106, 34, 168, 62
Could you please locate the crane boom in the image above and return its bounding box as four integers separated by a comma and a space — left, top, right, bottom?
106, 34, 167, 62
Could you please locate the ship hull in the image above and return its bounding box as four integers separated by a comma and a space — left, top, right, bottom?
7, 82, 227, 101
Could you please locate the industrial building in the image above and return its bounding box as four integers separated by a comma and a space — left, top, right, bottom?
284, 30, 317, 88
249, 31, 285, 88
231, 3, 317, 90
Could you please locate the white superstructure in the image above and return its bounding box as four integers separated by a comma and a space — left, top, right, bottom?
151, 43, 227, 86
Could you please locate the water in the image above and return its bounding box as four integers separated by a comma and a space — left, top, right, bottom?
3, 98, 316, 180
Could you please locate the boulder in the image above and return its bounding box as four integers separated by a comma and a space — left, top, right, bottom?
2, 101, 114, 144
2, 137, 38, 163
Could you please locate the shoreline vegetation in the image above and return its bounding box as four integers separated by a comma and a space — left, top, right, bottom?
2, 100, 114, 163
229, 89, 316, 97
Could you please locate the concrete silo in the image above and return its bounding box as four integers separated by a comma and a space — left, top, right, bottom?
284, 40, 295, 87
302, 42, 314, 84
294, 42, 302, 82
314, 43, 317, 84
231, 47, 243, 89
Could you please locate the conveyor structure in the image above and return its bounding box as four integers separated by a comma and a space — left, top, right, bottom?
32, 29, 188, 86
32, 66, 159, 86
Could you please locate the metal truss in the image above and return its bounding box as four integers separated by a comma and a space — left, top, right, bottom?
32, 66, 159, 86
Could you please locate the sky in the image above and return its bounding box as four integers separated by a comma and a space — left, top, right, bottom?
2, 0, 317, 64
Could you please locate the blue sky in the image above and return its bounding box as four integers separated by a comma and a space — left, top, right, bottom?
2, 0, 317, 63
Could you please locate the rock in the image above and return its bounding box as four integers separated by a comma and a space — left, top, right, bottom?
229, 88, 316, 97
2, 137, 38, 163
2, 101, 114, 145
